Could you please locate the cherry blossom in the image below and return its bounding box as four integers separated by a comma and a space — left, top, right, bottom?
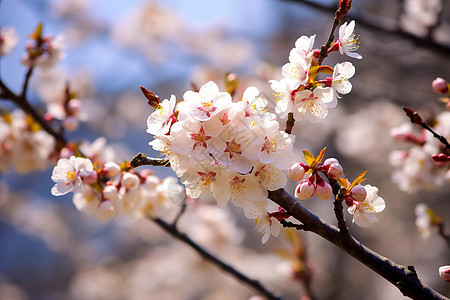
146, 95, 177, 135
0, 26, 19, 56
51, 156, 94, 196
337, 20, 362, 59
347, 184, 385, 228
182, 81, 232, 121
293, 87, 335, 122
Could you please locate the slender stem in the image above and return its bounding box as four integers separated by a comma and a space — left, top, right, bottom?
21, 66, 34, 98
172, 199, 187, 227
151, 217, 284, 300
284, 112, 296, 134
268, 188, 448, 300
317, 19, 340, 65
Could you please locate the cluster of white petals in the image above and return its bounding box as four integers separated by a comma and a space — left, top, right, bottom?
51, 155, 183, 222
22, 34, 66, 68
0, 110, 55, 174
147, 81, 294, 242
270, 21, 360, 122
0, 26, 19, 56
389, 111, 450, 192
347, 184, 385, 228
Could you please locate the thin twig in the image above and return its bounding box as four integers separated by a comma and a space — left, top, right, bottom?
172, 199, 187, 227
21, 66, 34, 98
403, 106, 450, 149
151, 217, 284, 300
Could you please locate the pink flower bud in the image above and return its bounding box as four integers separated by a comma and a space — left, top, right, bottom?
144, 175, 160, 189
439, 265, 450, 282
327, 163, 343, 179
62, 116, 79, 131
432, 77, 448, 95
295, 179, 315, 200
103, 185, 118, 200
323, 158, 339, 168
103, 162, 121, 178
316, 181, 332, 200
67, 98, 81, 115
288, 163, 305, 181
350, 184, 367, 202
121, 172, 140, 190
81, 170, 98, 184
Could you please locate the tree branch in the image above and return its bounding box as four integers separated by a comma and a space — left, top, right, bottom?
151, 217, 284, 300
130, 153, 170, 168
268, 188, 448, 300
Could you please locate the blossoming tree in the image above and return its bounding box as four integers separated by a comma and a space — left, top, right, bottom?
0, 0, 449, 299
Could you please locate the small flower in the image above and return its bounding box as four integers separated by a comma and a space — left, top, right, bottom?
331, 62, 355, 97
281, 59, 310, 90
293, 87, 334, 123
348, 184, 367, 202
347, 184, 385, 228
288, 34, 316, 63
146, 95, 177, 135
337, 20, 362, 59
51, 156, 94, 196
0, 26, 19, 56
270, 78, 294, 119
182, 81, 232, 121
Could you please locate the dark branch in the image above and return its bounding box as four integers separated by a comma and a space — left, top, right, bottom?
280, 219, 308, 230
403, 106, 450, 149
151, 217, 284, 300
268, 188, 448, 300
130, 153, 170, 168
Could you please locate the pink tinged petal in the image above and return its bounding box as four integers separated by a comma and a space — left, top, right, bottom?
72, 178, 84, 193
243, 86, 259, 101
51, 182, 74, 196
439, 266, 450, 282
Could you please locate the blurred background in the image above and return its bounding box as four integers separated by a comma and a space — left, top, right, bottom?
0, 0, 449, 299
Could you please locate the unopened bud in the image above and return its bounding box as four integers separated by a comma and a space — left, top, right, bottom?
103, 185, 118, 200
439, 265, 450, 282
144, 175, 160, 189
323, 158, 339, 168
288, 163, 305, 181
432, 77, 448, 95
103, 162, 121, 178
316, 181, 332, 200
295, 179, 315, 200
81, 170, 98, 184
350, 184, 366, 202
121, 172, 140, 190
327, 163, 343, 179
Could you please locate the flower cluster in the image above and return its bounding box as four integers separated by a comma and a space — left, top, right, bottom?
146, 81, 294, 242
390, 113, 450, 193
270, 21, 360, 122
22, 24, 65, 68
288, 148, 385, 228
51, 155, 183, 222
0, 110, 55, 174
0, 26, 19, 56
